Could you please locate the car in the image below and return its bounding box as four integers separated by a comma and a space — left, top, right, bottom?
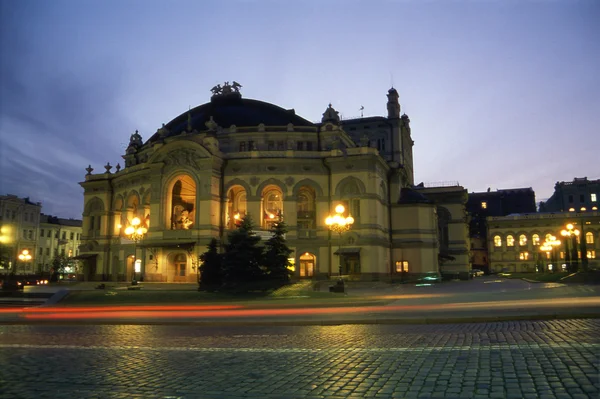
470, 269, 484, 277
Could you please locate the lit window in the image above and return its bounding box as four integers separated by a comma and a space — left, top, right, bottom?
395, 261, 409, 272
545, 252, 551, 260
507, 235, 515, 246
532, 234, 540, 246
586, 232, 594, 244
494, 235, 502, 247
560, 252, 565, 259
519, 252, 529, 260
592, 193, 597, 202
545, 233, 553, 242
519, 234, 527, 246
481, 201, 487, 209
588, 250, 596, 259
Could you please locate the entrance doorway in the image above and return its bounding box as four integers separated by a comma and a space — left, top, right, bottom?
343, 255, 361, 275
299, 253, 316, 278
169, 253, 188, 282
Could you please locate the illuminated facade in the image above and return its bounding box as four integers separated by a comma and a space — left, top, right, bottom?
38, 215, 82, 274
79, 84, 470, 282
0, 195, 41, 274
487, 211, 600, 273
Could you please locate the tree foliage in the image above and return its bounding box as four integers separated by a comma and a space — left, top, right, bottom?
263, 221, 293, 282
222, 215, 264, 283
199, 238, 223, 291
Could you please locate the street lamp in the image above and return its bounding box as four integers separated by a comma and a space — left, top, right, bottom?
561, 223, 580, 272
124, 217, 147, 285
539, 235, 561, 272
18, 249, 32, 275
325, 204, 354, 292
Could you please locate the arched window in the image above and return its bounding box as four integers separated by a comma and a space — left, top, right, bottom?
586, 232, 594, 244
174, 253, 186, 277
519, 234, 527, 246
227, 186, 247, 229
170, 175, 196, 230
297, 187, 316, 230
506, 235, 515, 247
262, 186, 283, 229
532, 234, 540, 246
494, 235, 502, 247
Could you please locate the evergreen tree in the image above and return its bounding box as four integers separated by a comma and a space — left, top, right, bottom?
263, 221, 293, 282
199, 238, 223, 291
222, 215, 265, 283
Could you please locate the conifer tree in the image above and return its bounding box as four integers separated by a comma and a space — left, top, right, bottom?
263, 221, 293, 282
222, 215, 264, 283
199, 238, 223, 291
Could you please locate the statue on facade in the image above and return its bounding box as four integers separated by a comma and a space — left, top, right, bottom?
211, 81, 242, 98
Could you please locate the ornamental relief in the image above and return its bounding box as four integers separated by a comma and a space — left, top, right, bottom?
162, 148, 208, 170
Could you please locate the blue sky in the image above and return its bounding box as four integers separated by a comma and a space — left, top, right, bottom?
1, 0, 598, 219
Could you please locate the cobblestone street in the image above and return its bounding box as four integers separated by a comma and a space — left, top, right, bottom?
1, 319, 598, 398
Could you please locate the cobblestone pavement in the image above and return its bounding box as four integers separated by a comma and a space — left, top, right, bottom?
0, 320, 599, 398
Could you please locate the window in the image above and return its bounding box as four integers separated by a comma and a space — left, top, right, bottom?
62, 232, 66, 239
592, 193, 597, 202
506, 235, 515, 246
179, 264, 186, 277
519, 234, 527, 246
519, 252, 529, 260
268, 141, 274, 150
586, 232, 594, 244
395, 261, 409, 273
40, 229, 44, 237
239, 142, 246, 152
560, 252, 565, 259
580, 194, 585, 203
46, 248, 50, 255
47, 230, 51, 237
23, 229, 27, 238
568, 195, 573, 203
55, 231, 59, 238
297, 141, 304, 151
588, 250, 596, 259
277, 141, 284, 150
481, 201, 487, 209
70, 232, 74, 240
28, 230, 33, 240
494, 235, 502, 247
532, 234, 540, 246
248, 140, 254, 150
39, 248, 43, 255
24, 213, 28, 222
306, 142, 313, 151
68, 249, 73, 257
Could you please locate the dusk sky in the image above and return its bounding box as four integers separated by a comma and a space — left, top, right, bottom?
1, 0, 598, 220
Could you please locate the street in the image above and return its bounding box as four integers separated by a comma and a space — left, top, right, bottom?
1, 320, 598, 399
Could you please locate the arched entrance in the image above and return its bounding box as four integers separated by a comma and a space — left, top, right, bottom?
168, 252, 188, 282
299, 252, 316, 278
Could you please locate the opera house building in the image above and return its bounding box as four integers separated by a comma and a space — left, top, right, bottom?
78, 83, 469, 283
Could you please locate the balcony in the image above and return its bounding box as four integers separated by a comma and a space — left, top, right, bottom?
297, 229, 317, 239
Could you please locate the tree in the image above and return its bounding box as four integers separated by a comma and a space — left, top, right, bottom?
49, 255, 71, 282
198, 238, 223, 291
263, 221, 293, 283
222, 215, 264, 284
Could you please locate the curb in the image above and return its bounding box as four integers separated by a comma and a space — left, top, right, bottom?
2, 312, 599, 327
40, 289, 71, 306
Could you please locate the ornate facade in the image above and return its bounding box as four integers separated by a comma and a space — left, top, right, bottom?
79, 84, 470, 282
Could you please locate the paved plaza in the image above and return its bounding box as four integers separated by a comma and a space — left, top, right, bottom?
1, 319, 598, 398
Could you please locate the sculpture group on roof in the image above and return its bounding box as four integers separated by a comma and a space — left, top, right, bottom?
211, 81, 242, 97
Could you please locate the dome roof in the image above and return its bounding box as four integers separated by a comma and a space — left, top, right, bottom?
147, 94, 314, 143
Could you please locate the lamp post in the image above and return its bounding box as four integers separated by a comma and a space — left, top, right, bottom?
18, 249, 32, 275
540, 235, 561, 273
561, 223, 580, 272
325, 204, 354, 292
124, 217, 147, 285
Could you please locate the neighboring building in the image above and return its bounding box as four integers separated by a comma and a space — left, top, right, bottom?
414, 183, 470, 279
37, 214, 83, 274
540, 177, 600, 212
487, 211, 600, 273
0, 195, 42, 274
466, 188, 536, 273
78, 83, 470, 283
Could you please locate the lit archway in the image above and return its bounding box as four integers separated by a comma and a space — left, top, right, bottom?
227, 185, 247, 228
261, 184, 283, 229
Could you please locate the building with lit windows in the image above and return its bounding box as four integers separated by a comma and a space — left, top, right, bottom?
487, 211, 600, 273
37, 215, 82, 274
0, 195, 42, 275
78, 83, 470, 282
540, 177, 600, 212
466, 188, 536, 273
